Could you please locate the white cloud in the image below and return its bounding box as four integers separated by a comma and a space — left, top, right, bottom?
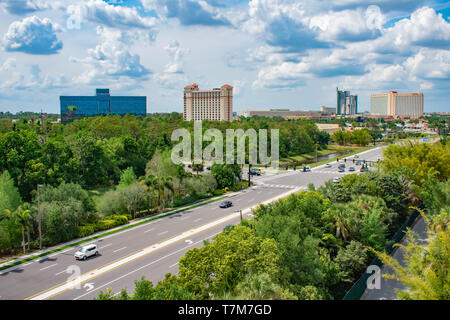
0, 58, 16, 71
2, 16, 63, 54
0, 0, 51, 15
310, 7, 385, 42
404, 48, 450, 81
164, 40, 188, 73
70, 26, 150, 85
68, 0, 158, 39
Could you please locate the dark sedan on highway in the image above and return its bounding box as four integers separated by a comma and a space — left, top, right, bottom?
219, 201, 233, 208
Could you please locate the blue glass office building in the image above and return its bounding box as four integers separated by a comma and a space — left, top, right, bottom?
60, 89, 147, 123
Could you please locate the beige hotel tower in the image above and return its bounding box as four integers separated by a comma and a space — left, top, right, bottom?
184, 83, 233, 121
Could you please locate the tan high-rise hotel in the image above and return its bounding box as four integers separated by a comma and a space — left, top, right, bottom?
370, 91, 424, 118
184, 83, 233, 121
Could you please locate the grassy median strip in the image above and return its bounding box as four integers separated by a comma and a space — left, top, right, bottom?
310, 145, 378, 168
0, 195, 228, 272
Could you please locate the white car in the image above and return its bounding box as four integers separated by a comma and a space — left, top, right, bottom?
325, 163, 332, 168
333, 177, 341, 183
75, 244, 98, 260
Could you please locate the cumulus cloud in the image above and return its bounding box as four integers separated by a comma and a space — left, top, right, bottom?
242, 0, 329, 53
70, 0, 158, 33
164, 40, 188, 73
404, 48, 450, 81
0, 63, 67, 91
310, 7, 385, 42
2, 16, 63, 54
0, 58, 16, 71
315, 0, 424, 13
0, 0, 51, 15
251, 5, 450, 89
142, 0, 231, 26
70, 26, 150, 85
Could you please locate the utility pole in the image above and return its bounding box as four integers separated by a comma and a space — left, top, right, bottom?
248, 163, 252, 188
315, 144, 318, 163
37, 184, 43, 250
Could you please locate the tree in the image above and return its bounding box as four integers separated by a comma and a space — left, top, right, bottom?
118, 167, 137, 187
211, 164, 239, 189
14, 206, 31, 254
178, 225, 282, 299
118, 183, 148, 218
350, 128, 372, 146
332, 130, 352, 145
231, 273, 297, 300
334, 241, 368, 283
381, 142, 450, 187
0, 170, 22, 212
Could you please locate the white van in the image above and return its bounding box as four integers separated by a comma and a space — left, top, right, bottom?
74, 244, 98, 260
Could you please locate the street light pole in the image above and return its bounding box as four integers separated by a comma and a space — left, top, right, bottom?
37, 184, 43, 250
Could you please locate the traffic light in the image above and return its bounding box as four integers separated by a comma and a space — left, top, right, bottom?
337, 158, 339, 162
352, 159, 355, 163
344, 158, 347, 163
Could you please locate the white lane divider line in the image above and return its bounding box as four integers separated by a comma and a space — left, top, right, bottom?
55, 268, 69, 276
40, 263, 58, 272
144, 228, 155, 233
157, 231, 168, 236
28, 187, 302, 300
113, 247, 126, 253
99, 243, 112, 250
193, 218, 202, 223
169, 262, 178, 268
73, 231, 221, 301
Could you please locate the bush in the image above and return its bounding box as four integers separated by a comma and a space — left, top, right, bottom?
109, 215, 129, 225
78, 225, 96, 238
95, 219, 119, 231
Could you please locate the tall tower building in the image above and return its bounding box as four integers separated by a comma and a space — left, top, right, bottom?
183, 84, 233, 121
336, 88, 358, 115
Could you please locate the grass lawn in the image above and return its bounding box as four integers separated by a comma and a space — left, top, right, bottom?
279, 144, 368, 166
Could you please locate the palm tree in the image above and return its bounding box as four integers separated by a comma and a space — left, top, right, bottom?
15, 206, 31, 254
330, 205, 352, 242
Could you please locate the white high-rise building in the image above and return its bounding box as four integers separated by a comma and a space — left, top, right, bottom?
183, 83, 233, 121
370, 91, 424, 118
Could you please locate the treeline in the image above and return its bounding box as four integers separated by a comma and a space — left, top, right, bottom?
0, 114, 329, 202
0, 145, 245, 254
96, 141, 449, 300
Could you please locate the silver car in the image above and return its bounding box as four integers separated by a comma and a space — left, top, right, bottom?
75, 244, 98, 260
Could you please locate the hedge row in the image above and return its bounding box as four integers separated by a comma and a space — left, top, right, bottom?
78, 214, 130, 238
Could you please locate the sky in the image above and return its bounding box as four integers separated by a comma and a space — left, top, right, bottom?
0, 0, 449, 114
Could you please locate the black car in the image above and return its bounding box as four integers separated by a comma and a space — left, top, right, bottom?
219, 201, 233, 208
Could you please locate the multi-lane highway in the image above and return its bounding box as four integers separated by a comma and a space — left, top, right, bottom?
0, 146, 385, 300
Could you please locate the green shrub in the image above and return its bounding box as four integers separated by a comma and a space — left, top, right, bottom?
95, 219, 118, 231
78, 225, 96, 238
109, 215, 129, 225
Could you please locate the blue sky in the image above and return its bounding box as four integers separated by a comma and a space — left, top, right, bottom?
0, 0, 449, 114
